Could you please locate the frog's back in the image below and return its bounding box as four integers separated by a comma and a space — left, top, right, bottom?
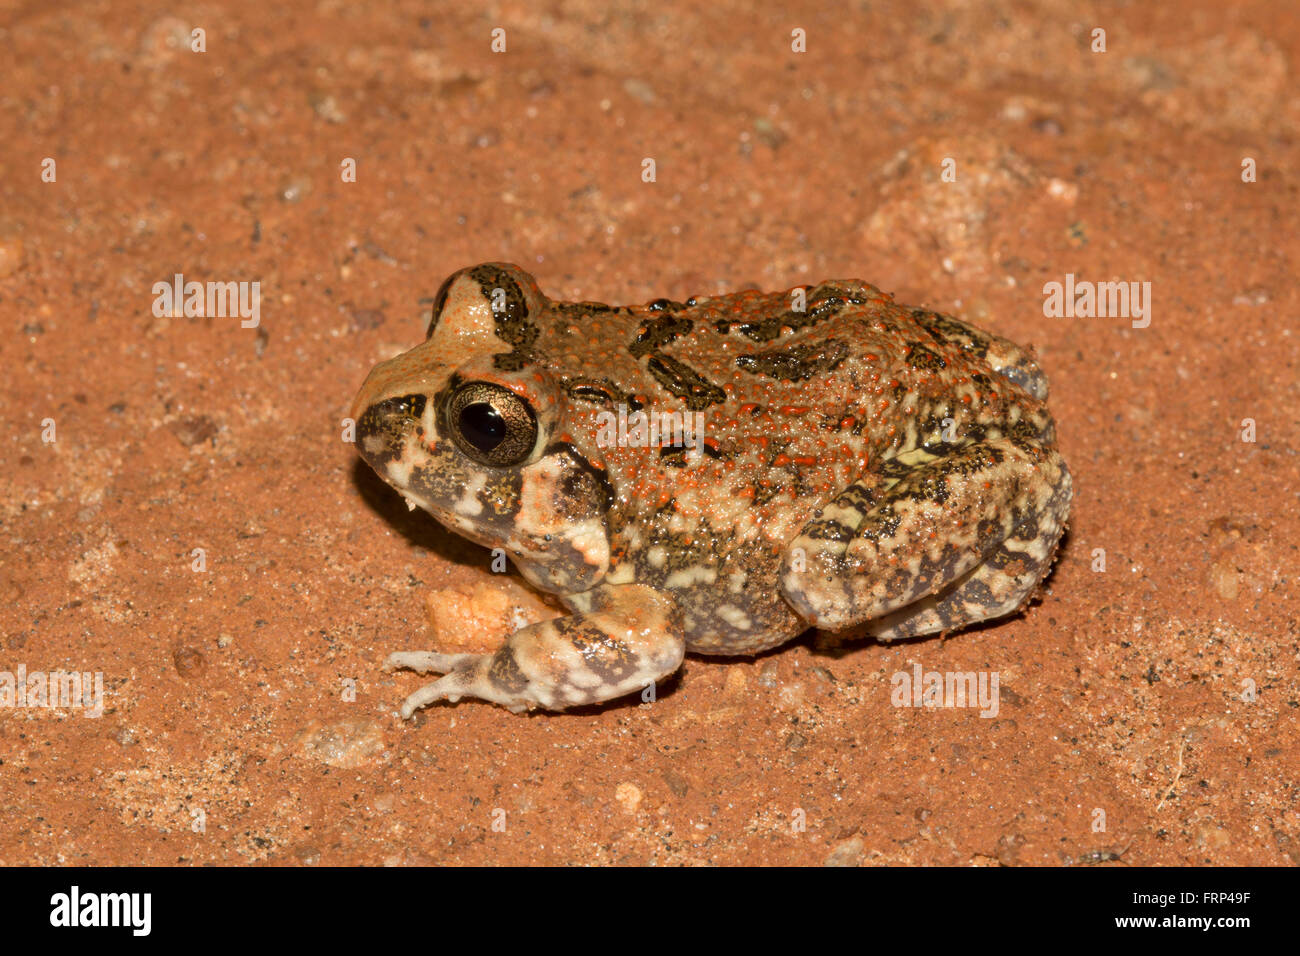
529, 278, 1058, 653
534, 278, 1055, 532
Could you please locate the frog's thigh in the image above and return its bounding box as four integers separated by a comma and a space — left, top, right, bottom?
385, 584, 685, 715
780, 439, 1069, 631
862, 458, 1071, 640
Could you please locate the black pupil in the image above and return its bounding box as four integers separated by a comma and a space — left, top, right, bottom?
459, 402, 505, 451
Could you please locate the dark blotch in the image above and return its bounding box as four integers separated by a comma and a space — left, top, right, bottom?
736, 339, 848, 382
645, 354, 726, 410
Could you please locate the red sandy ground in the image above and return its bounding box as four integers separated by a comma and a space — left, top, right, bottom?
0, 1, 1296, 865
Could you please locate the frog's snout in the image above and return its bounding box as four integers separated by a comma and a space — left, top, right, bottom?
354, 393, 427, 470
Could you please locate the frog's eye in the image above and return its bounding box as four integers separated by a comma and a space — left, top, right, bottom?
444, 381, 537, 467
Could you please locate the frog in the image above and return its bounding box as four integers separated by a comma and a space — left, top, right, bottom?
350, 263, 1072, 716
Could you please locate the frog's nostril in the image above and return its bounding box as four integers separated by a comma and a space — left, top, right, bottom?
383, 394, 427, 420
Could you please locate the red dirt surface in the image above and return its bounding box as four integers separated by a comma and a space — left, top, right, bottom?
0, 0, 1296, 865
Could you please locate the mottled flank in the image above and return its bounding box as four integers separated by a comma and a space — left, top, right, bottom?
352, 263, 1072, 714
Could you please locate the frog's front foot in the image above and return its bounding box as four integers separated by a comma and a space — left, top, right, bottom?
384, 650, 532, 715
383, 651, 504, 715
385, 584, 686, 716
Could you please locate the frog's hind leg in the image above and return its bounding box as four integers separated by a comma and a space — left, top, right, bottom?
858, 461, 1072, 640
779, 438, 1070, 635
384, 584, 685, 715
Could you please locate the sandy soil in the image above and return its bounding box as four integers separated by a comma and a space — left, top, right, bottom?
1, 0, 1296, 865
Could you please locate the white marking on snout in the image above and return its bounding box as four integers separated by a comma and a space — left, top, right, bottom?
386, 456, 414, 488
454, 472, 487, 517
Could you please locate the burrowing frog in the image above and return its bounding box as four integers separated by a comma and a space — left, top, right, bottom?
351, 263, 1071, 715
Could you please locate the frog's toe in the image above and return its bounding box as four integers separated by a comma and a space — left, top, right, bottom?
391, 653, 539, 717
397, 670, 531, 718
383, 650, 479, 674
387, 651, 530, 716
397, 679, 451, 719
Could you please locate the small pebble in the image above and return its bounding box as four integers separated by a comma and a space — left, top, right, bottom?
173, 646, 206, 678
168, 415, 218, 447
0, 239, 25, 278
825, 837, 864, 867
614, 782, 643, 814
295, 717, 385, 769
